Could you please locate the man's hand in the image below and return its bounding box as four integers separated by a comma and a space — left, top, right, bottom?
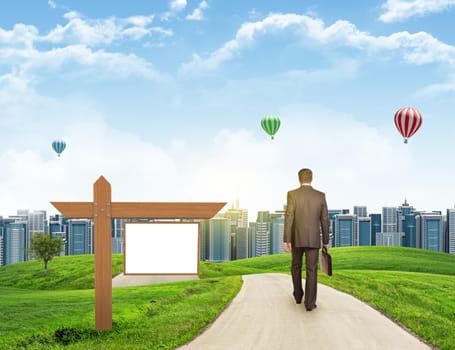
323, 244, 329, 252
284, 242, 292, 252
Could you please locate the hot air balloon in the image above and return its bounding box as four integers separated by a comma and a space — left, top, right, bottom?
261, 114, 281, 140
394, 107, 423, 144
52, 139, 66, 157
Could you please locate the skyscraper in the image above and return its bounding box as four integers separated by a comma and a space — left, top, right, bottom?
270, 213, 284, 254
235, 227, 249, 259
206, 216, 230, 262
354, 206, 368, 218
377, 207, 402, 246
447, 208, 455, 254
67, 219, 93, 255
382, 207, 398, 233
358, 217, 371, 246
0, 217, 4, 266
335, 214, 356, 247
255, 211, 271, 256
328, 209, 348, 247
369, 213, 381, 246
416, 212, 444, 252
49, 214, 68, 256
397, 200, 416, 247
224, 201, 248, 260
3, 219, 27, 265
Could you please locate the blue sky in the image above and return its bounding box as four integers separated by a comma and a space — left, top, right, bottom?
1, 0, 455, 219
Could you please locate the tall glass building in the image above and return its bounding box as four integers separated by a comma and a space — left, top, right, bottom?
270, 213, 284, 254
447, 208, 455, 254
358, 217, 371, 246
416, 213, 443, 252
397, 200, 416, 247
403, 214, 417, 248
382, 207, 398, 233
369, 213, 381, 246
335, 215, 356, 247
207, 217, 230, 262
353, 206, 368, 218
67, 219, 93, 255
255, 211, 271, 256
3, 220, 27, 265
235, 227, 249, 259
328, 209, 348, 247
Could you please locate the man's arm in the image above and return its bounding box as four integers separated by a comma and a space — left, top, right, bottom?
320, 194, 330, 250
283, 191, 294, 252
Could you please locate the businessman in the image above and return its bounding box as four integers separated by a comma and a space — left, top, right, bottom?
284, 168, 330, 311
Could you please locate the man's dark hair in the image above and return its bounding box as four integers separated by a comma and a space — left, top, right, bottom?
298, 168, 313, 183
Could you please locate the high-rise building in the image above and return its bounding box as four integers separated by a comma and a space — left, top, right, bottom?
235, 227, 249, 259
397, 200, 416, 247
255, 211, 271, 256
112, 218, 126, 254
224, 200, 248, 228
382, 207, 398, 233
67, 219, 93, 255
447, 208, 455, 254
416, 212, 444, 252
49, 214, 68, 255
358, 217, 371, 246
354, 206, 368, 218
0, 217, 4, 266
205, 216, 230, 262
403, 213, 417, 248
248, 222, 257, 258
3, 219, 27, 265
377, 207, 402, 246
335, 214, 356, 247
270, 213, 284, 254
224, 201, 248, 260
328, 210, 348, 247
369, 213, 381, 246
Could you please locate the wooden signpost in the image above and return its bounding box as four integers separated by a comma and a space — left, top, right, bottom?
52, 176, 225, 331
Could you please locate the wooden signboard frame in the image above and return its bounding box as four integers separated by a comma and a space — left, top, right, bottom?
52, 176, 225, 330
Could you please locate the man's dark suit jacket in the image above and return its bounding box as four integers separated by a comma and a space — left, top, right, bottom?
284, 185, 330, 248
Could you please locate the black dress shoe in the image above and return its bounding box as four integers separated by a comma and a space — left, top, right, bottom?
293, 291, 303, 304
306, 304, 317, 311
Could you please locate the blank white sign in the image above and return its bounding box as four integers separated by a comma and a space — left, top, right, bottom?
124, 223, 199, 275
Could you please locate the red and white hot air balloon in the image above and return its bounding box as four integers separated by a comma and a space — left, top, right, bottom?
394, 107, 423, 143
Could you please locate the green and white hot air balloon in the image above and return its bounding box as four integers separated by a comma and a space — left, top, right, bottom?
261, 114, 281, 140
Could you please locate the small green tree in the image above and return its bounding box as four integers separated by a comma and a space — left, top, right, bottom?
30, 233, 64, 274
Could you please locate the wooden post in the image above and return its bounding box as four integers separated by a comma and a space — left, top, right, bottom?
93, 176, 112, 331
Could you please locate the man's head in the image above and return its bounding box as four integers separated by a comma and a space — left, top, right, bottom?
298, 168, 313, 184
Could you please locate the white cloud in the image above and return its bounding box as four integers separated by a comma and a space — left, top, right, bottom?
186, 1, 209, 21
48, 0, 56, 9
40, 12, 157, 46
170, 0, 187, 11
414, 74, 455, 96
0, 12, 170, 83
0, 23, 39, 48
379, 0, 455, 23
12, 45, 165, 81
179, 12, 455, 74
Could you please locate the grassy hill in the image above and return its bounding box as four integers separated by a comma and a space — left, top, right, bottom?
0, 247, 454, 349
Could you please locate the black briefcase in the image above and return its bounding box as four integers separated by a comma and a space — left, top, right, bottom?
320, 247, 332, 276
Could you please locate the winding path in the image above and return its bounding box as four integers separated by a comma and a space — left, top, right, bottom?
176, 273, 431, 350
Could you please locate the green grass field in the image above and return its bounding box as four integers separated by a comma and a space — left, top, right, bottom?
0, 247, 454, 349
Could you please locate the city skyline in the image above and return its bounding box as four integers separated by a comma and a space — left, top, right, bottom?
1, 196, 454, 222
1, 197, 453, 268
2, 1, 455, 218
